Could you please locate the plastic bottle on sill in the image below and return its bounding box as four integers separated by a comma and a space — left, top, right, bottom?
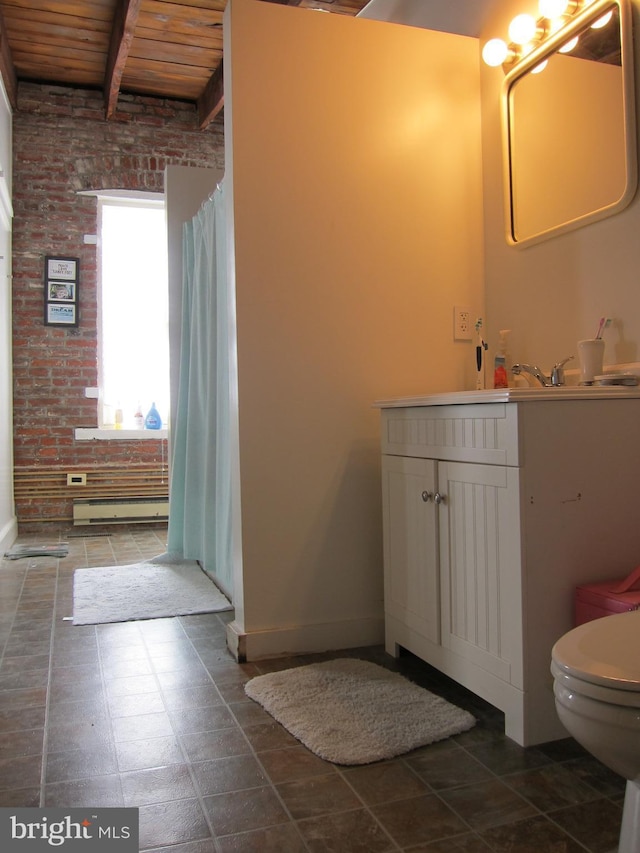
144, 402, 162, 430
134, 402, 144, 429
114, 406, 123, 429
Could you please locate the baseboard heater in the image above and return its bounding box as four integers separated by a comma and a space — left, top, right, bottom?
73, 496, 169, 526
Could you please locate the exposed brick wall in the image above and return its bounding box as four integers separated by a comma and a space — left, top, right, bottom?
12, 83, 225, 528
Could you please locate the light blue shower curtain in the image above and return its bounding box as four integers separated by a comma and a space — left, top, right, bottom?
167, 182, 233, 598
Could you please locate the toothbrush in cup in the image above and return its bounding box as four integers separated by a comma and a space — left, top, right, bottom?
595, 317, 611, 339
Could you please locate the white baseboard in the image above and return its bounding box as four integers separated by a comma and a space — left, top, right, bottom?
0, 514, 17, 555
226, 616, 384, 662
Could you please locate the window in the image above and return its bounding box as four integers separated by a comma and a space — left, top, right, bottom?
97, 193, 169, 429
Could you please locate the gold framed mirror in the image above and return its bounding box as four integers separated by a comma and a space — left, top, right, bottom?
502, 0, 636, 247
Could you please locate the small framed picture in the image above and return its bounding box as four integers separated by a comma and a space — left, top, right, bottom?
46, 302, 77, 325
44, 255, 79, 326
48, 281, 75, 302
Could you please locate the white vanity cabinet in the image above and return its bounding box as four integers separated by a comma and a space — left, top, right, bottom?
378, 391, 640, 746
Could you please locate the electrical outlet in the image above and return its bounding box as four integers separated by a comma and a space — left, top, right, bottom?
454, 305, 472, 341
67, 473, 87, 486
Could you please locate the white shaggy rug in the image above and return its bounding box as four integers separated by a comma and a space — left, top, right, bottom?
245, 658, 476, 765
72, 555, 232, 625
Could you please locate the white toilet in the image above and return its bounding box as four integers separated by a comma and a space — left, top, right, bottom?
551, 609, 640, 853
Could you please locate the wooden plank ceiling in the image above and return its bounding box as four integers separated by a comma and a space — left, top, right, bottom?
0, 0, 369, 129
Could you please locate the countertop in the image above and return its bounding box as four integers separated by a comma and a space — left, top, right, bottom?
374, 386, 640, 408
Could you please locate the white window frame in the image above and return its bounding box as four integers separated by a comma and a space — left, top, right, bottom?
75, 189, 169, 439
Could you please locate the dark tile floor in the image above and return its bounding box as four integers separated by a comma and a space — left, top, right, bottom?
0, 530, 627, 852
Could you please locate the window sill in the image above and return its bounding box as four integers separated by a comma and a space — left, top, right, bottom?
75, 428, 168, 441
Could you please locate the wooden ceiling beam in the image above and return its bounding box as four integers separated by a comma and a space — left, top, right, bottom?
0, 3, 17, 109
104, 0, 142, 119
195, 0, 303, 129
197, 60, 223, 130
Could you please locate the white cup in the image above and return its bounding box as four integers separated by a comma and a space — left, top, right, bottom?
578, 339, 605, 384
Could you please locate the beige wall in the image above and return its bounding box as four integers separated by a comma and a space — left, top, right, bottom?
482, 0, 640, 372
225, 0, 484, 656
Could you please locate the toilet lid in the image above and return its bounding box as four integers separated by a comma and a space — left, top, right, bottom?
551, 610, 640, 690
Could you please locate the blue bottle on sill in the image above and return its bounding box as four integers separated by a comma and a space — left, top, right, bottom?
144, 402, 162, 430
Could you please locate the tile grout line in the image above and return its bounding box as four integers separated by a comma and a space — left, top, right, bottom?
444, 735, 617, 851
42, 531, 95, 808
333, 762, 418, 852
181, 615, 314, 852
41, 550, 72, 808
141, 616, 225, 853
0, 558, 28, 678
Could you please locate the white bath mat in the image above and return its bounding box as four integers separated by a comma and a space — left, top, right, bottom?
245, 658, 475, 765
72, 555, 232, 625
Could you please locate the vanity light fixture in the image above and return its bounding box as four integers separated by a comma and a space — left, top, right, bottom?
530, 58, 549, 73
482, 0, 589, 71
539, 0, 580, 17
482, 38, 516, 67
508, 13, 544, 45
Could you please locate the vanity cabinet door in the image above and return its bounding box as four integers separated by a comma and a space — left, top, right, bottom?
381, 455, 440, 645
437, 460, 523, 689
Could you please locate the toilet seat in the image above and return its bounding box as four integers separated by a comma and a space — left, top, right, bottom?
551, 660, 640, 707
551, 609, 640, 694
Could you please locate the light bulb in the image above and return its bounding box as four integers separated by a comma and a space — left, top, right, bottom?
547, 17, 565, 36
559, 35, 579, 52
591, 10, 613, 28
482, 38, 509, 67
531, 59, 548, 74
508, 13, 538, 45
539, 0, 569, 18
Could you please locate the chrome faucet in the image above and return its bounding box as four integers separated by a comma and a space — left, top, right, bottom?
512, 356, 574, 387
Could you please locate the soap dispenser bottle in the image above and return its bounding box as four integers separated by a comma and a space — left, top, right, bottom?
493, 329, 511, 389
134, 402, 144, 429
144, 402, 162, 430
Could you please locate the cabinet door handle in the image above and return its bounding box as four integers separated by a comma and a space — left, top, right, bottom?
434, 492, 446, 505
421, 491, 433, 502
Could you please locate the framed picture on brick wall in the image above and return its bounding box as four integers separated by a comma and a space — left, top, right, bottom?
44, 255, 79, 326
